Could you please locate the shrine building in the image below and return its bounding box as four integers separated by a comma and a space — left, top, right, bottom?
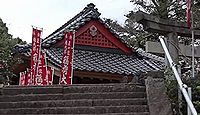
13, 3, 164, 84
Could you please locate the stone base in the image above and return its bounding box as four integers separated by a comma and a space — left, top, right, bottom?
145, 75, 173, 115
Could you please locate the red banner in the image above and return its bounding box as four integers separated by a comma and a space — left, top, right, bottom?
35, 51, 47, 85
19, 72, 26, 86
186, 0, 191, 28
19, 28, 56, 86
41, 67, 48, 85
47, 67, 54, 85
31, 28, 42, 85
26, 69, 32, 85
60, 32, 74, 85
39, 51, 46, 67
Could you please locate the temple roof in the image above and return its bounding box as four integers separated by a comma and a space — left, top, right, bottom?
42, 3, 131, 49
13, 3, 165, 76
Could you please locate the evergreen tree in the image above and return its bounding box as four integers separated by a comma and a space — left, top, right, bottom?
103, 17, 151, 49
0, 18, 26, 85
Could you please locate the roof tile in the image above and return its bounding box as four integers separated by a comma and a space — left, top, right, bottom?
45, 47, 164, 76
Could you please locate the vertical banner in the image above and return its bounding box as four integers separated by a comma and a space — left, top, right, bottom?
42, 51, 49, 85
59, 31, 74, 85
26, 69, 32, 85
47, 67, 54, 85
31, 28, 42, 85
19, 72, 26, 86
35, 51, 46, 85
186, 0, 191, 28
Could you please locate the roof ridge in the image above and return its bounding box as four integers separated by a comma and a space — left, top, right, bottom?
42, 3, 101, 46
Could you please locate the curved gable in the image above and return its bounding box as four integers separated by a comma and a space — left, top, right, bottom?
54, 19, 132, 54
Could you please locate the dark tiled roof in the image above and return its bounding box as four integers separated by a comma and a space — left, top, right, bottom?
45, 48, 164, 76
13, 43, 165, 76
12, 44, 31, 57
136, 48, 164, 62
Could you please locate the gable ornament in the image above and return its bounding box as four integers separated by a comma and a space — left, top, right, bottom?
90, 25, 97, 36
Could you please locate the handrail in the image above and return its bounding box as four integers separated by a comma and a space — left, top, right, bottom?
159, 36, 197, 115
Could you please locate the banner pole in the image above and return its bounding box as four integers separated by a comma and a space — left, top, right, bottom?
51, 67, 54, 85
24, 71, 27, 86
70, 30, 75, 85
27, 68, 30, 85
19, 72, 22, 86
43, 50, 48, 85
191, 0, 195, 78
30, 27, 34, 85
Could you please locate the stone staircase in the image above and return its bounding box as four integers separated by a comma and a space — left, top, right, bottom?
0, 83, 150, 114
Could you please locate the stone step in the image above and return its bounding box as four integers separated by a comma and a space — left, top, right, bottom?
63, 84, 145, 93
70, 113, 150, 115
4, 83, 145, 88
0, 105, 149, 114
0, 92, 146, 102
0, 98, 147, 109
2, 83, 146, 95
1, 86, 63, 95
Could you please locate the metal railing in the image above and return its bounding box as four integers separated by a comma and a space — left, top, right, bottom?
159, 36, 197, 115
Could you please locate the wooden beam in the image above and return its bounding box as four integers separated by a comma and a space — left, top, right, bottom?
134, 11, 200, 37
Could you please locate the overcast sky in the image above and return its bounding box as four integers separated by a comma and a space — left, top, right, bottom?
0, 0, 133, 43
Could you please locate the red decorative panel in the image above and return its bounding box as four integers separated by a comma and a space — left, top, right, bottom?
75, 28, 117, 48
53, 20, 132, 53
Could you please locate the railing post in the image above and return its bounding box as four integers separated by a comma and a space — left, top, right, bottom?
178, 65, 183, 113
187, 87, 192, 115
159, 36, 197, 115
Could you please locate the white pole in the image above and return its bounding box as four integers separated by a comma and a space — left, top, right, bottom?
51, 68, 54, 85
70, 31, 76, 85
159, 36, 197, 115
43, 51, 49, 85
187, 87, 192, 115
178, 65, 182, 111
191, 2, 195, 78
19, 72, 22, 86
